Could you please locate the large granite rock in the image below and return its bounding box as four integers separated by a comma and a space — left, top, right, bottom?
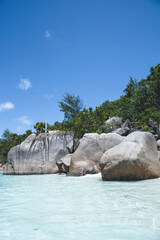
68, 133, 124, 176
100, 131, 160, 181
4, 131, 74, 175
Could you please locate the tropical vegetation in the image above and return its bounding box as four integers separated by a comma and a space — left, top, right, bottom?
0, 64, 160, 164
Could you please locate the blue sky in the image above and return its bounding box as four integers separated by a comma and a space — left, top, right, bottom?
0, 0, 160, 135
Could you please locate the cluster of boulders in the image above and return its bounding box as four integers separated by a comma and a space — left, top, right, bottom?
103, 116, 130, 136
68, 133, 124, 176
4, 128, 160, 181
100, 131, 160, 180
103, 116, 160, 140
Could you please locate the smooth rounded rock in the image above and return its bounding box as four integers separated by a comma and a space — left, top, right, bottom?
100, 131, 160, 181
4, 131, 74, 175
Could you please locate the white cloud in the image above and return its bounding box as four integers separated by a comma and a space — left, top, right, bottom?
44, 94, 53, 99
18, 78, 31, 90
18, 116, 32, 125
0, 101, 14, 112
45, 30, 52, 39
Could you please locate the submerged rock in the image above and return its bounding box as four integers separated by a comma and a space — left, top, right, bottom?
4, 131, 74, 175
100, 131, 160, 181
68, 133, 124, 176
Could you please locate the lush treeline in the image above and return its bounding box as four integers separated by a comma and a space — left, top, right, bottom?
0, 64, 160, 164
100, 64, 160, 130
0, 130, 32, 164
45, 63, 160, 136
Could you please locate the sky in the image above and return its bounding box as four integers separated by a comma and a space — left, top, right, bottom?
0, 0, 160, 135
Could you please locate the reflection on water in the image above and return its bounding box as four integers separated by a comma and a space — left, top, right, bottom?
0, 171, 160, 240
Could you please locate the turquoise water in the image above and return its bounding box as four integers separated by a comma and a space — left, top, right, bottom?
0, 171, 160, 240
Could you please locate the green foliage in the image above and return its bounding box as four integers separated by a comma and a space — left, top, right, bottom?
133, 65, 160, 117
0, 130, 33, 164
123, 77, 138, 98
50, 106, 108, 138
33, 122, 51, 133
2, 129, 12, 141
100, 100, 121, 117
58, 92, 84, 120
96, 130, 103, 134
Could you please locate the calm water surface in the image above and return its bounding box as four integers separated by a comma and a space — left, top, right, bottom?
0, 171, 160, 240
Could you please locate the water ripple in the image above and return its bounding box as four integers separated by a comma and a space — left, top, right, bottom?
0, 172, 160, 240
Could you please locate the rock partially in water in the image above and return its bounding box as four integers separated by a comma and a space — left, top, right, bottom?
4, 131, 74, 175
100, 131, 160, 181
68, 133, 124, 176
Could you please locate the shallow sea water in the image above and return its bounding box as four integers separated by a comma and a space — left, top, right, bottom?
0, 171, 160, 240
